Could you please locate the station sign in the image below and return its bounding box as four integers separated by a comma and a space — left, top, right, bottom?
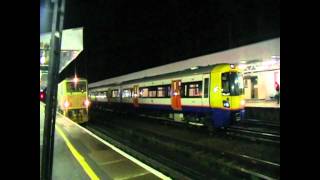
240, 58, 280, 73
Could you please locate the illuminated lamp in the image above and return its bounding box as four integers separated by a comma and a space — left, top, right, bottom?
73, 74, 79, 84
238, 64, 246, 70
84, 99, 90, 107
64, 101, 70, 108
40, 56, 45, 65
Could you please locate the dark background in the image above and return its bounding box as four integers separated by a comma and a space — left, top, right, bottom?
41, 0, 280, 83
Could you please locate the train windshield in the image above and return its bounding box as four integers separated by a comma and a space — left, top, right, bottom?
221, 72, 244, 96
67, 81, 87, 93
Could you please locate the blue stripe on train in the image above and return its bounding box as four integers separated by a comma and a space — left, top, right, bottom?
211, 108, 246, 128
139, 103, 211, 113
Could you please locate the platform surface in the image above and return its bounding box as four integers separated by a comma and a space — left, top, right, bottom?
245, 99, 280, 108
40, 102, 169, 180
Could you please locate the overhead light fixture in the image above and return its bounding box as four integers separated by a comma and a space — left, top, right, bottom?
190, 66, 199, 70
40, 56, 45, 65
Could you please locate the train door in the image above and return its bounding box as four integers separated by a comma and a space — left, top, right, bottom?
171, 80, 182, 110
202, 74, 210, 107
132, 85, 139, 107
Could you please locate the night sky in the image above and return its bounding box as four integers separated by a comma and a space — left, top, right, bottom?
41, 0, 280, 83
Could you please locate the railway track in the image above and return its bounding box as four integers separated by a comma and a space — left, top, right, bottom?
226, 126, 280, 145
237, 119, 280, 132
92, 106, 280, 145
87, 111, 280, 179
138, 113, 281, 145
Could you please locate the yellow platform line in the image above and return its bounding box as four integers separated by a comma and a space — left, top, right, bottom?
56, 126, 100, 180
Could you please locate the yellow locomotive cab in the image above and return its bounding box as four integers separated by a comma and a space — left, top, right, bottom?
57, 78, 89, 124
209, 64, 245, 127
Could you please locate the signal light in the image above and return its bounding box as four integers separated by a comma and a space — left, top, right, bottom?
40, 93, 44, 100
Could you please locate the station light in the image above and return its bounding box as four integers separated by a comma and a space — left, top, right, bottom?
40, 56, 46, 65
84, 99, 90, 107
73, 74, 79, 84
64, 100, 70, 108
238, 64, 246, 70
190, 66, 199, 70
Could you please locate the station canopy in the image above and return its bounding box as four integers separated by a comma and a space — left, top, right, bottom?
89, 38, 280, 88
40, 27, 83, 73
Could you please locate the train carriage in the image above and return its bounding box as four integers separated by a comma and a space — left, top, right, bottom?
89, 63, 245, 129
58, 77, 90, 124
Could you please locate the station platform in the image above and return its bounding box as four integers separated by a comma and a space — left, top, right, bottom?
245, 99, 280, 108
40, 102, 170, 180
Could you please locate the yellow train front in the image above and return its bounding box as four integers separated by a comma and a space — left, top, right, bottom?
209, 64, 245, 128
57, 77, 90, 124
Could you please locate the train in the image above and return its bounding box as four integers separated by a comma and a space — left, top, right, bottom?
57, 77, 90, 124
89, 63, 245, 129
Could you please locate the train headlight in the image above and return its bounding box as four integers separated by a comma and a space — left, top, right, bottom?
84, 99, 90, 107
64, 101, 70, 108
223, 100, 230, 108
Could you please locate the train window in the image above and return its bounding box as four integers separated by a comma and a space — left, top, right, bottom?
180, 84, 187, 97
157, 87, 166, 97
112, 90, 119, 97
221, 73, 230, 94
140, 88, 149, 98
181, 81, 202, 98
222, 72, 244, 95
148, 87, 157, 97
67, 81, 87, 93
122, 89, 132, 98
188, 84, 202, 97
204, 78, 209, 98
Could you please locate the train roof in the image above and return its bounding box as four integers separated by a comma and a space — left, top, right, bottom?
89, 64, 218, 89
124, 64, 217, 84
